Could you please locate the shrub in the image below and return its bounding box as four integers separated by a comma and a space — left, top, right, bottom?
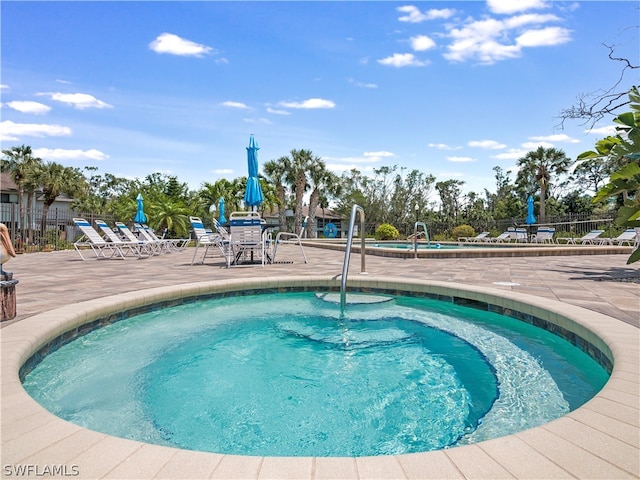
375, 223, 400, 240
451, 224, 475, 240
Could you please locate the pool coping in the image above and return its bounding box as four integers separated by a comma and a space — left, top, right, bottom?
1, 276, 639, 479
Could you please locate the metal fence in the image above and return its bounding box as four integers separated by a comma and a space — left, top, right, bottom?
0, 202, 621, 251
0, 204, 115, 253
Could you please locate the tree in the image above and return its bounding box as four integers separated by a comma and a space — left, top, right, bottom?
1, 145, 43, 242
435, 179, 465, 223
307, 159, 339, 239
285, 149, 315, 235
34, 162, 87, 240
516, 147, 571, 223
578, 86, 640, 264
263, 157, 290, 232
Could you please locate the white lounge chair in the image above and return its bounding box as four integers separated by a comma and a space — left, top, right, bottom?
142, 224, 189, 251
190, 216, 231, 266
73, 218, 124, 260
599, 228, 638, 246
459, 232, 490, 243
531, 227, 555, 244
114, 222, 158, 255
489, 231, 512, 243
557, 230, 605, 245
95, 219, 149, 258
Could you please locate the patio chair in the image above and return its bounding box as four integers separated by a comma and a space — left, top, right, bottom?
511, 228, 529, 243
72, 218, 124, 260
114, 222, 159, 255
142, 224, 189, 251
95, 219, 149, 258
190, 217, 231, 266
557, 229, 605, 245
489, 229, 514, 243
530, 227, 556, 244
598, 228, 638, 246
229, 215, 265, 267
458, 232, 490, 242
270, 231, 308, 264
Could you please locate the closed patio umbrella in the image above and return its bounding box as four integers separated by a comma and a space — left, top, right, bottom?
244, 135, 264, 210
525, 195, 536, 225
134, 193, 147, 224
218, 197, 226, 224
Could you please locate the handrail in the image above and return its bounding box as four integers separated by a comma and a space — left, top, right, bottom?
341, 204, 366, 311
413, 221, 429, 259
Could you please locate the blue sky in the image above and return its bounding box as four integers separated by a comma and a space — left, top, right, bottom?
1, 1, 637, 195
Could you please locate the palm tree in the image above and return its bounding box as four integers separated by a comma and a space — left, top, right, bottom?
263, 157, 290, 232
516, 146, 571, 222
307, 159, 339, 239
286, 149, 314, 235
35, 162, 87, 241
1, 145, 42, 242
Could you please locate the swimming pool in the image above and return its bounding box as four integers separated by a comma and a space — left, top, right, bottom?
21, 287, 608, 458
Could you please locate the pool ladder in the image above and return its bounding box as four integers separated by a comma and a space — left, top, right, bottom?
412, 222, 430, 258
340, 204, 367, 311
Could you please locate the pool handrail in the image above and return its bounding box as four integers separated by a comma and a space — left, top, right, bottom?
413, 221, 429, 258
340, 204, 366, 311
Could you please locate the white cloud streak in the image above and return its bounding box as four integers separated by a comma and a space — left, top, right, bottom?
5, 101, 51, 114
278, 98, 336, 109
39, 92, 112, 109
33, 148, 109, 161
377, 53, 428, 67
0, 120, 72, 141
149, 33, 213, 57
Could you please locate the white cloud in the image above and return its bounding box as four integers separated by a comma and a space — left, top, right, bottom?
278, 98, 336, 109
33, 148, 109, 161
222, 101, 249, 109
149, 33, 213, 57
213, 168, 234, 175
443, 13, 571, 64
378, 53, 428, 67
40, 92, 112, 109
5, 101, 51, 115
529, 134, 579, 143
586, 125, 617, 136
522, 141, 554, 149
468, 140, 506, 149
428, 143, 462, 150
447, 156, 476, 163
493, 148, 529, 160
397, 6, 456, 23
1, 84, 9, 90
364, 151, 395, 158
0, 120, 72, 141
410, 35, 436, 51
487, 0, 549, 15
516, 26, 572, 47
326, 162, 376, 173
266, 107, 291, 115
347, 78, 378, 89
243, 117, 272, 125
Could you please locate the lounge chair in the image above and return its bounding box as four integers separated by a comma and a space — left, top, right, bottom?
73, 218, 124, 260
114, 222, 158, 255
142, 224, 189, 251
489, 229, 514, 243
190, 216, 231, 266
511, 228, 529, 242
598, 228, 638, 246
459, 232, 490, 243
95, 219, 149, 258
557, 229, 605, 245
531, 227, 555, 244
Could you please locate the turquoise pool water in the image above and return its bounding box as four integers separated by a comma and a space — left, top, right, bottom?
22, 292, 608, 457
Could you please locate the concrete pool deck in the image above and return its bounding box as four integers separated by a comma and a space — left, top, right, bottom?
1, 246, 638, 479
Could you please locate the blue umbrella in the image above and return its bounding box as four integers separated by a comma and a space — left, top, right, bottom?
134, 193, 147, 224
525, 195, 536, 224
244, 135, 264, 209
218, 197, 226, 224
